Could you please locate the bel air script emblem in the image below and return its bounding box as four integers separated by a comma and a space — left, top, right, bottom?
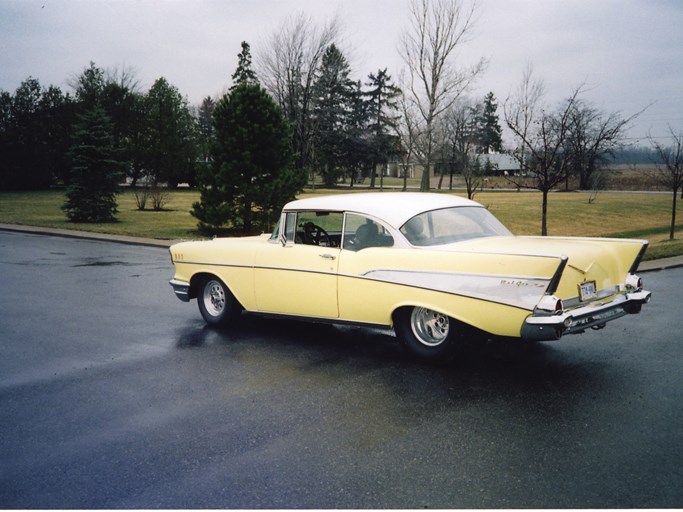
500, 278, 545, 288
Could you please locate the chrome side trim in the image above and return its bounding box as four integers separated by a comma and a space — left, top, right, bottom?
360, 269, 550, 310
172, 260, 253, 269
242, 310, 391, 330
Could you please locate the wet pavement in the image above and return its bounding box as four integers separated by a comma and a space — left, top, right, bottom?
0, 230, 681, 508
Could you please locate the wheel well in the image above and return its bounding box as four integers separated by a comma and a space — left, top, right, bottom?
189, 273, 224, 301
391, 306, 413, 327
391, 305, 475, 334
191, 273, 248, 314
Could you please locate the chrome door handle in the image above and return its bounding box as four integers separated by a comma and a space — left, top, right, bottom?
319, 253, 336, 260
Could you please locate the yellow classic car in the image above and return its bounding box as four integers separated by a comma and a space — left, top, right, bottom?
169, 192, 651, 361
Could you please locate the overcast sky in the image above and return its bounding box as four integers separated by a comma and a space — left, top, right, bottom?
1, 0, 681, 144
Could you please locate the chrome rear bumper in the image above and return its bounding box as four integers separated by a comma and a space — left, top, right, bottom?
521, 289, 651, 342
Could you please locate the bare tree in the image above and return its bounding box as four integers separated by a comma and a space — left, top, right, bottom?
441, 98, 481, 197
565, 99, 642, 190
399, 0, 486, 191
649, 127, 683, 240
257, 13, 341, 180
505, 70, 581, 236
394, 85, 423, 191
504, 64, 544, 178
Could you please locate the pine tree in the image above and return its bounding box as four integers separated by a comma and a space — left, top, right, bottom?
62, 106, 122, 222
477, 92, 503, 153
143, 77, 198, 187
364, 69, 401, 188
197, 96, 215, 163
192, 83, 304, 234
344, 80, 371, 186
231, 41, 258, 90
74, 62, 106, 111
312, 44, 355, 186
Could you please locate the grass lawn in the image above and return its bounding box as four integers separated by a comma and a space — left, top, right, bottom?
0, 187, 681, 261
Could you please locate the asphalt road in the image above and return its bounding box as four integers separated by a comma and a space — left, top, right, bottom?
0, 231, 681, 509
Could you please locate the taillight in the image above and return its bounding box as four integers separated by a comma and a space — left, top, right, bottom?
537, 295, 564, 314
625, 274, 642, 291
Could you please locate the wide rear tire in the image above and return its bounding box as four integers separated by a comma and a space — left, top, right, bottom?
394, 306, 463, 363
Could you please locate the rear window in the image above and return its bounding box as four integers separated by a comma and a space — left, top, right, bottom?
400, 207, 511, 246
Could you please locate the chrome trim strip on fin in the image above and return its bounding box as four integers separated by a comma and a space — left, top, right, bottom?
546, 255, 568, 295
629, 242, 649, 274
361, 269, 550, 310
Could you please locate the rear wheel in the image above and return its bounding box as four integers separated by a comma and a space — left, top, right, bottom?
394, 307, 463, 362
197, 277, 240, 325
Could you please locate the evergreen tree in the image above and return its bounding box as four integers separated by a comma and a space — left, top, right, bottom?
62, 106, 122, 222
231, 41, 258, 90
364, 68, 401, 187
477, 92, 503, 153
73, 62, 106, 111
197, 96, 216, 163
38, 85, 75, 186
0, 78, 74, 190
70, 63, 149, 187
344, 80, 372, 186
192, 83, 303, 233
312, 44, 355, 186
101, 77, 142, 181
143, 77, 198, 187
3, 78, 44, 189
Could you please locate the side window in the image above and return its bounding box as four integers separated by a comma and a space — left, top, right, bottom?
284, 212, 297, 242
270, 212, 298, 243
295, 211, 343, 247
343, 214, 394, 251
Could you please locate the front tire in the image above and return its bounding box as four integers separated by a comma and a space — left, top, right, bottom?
197, 277, 240, 326
394, 307, 463, 363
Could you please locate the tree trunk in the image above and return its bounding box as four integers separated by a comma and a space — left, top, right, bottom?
670, 188, 678, 240
420, 166, 430, 192
541, 189, 549, 236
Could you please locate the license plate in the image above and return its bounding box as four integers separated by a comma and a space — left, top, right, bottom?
578, 280, 597, 301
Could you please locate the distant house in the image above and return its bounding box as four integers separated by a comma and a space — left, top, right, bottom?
382, 152, 520, 179
477, 152, 520, 176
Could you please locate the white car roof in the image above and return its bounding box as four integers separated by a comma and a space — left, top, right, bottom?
283, 192, 482, 228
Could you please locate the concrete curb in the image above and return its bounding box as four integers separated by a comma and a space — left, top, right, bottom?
1, 222, 682, 272
0, 223, 181, 248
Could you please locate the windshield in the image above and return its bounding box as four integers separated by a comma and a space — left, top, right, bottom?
400, 206, 512, 246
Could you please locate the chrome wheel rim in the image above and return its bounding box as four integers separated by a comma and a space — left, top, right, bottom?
203, 280, 226, 317
410, 307, 450, 347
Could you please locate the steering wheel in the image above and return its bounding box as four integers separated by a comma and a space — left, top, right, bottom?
303, 222, 331, 246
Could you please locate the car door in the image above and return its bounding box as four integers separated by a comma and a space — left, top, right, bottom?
253, 211, 341, 318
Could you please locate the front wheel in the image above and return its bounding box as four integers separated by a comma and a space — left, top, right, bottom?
197, 277, 241, 326
394, 307, 463, 363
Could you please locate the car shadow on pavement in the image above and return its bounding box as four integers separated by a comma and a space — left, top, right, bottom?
172, 313, 599, 399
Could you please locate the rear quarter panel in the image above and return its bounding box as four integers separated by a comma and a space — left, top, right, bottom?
336, 246, 565, 337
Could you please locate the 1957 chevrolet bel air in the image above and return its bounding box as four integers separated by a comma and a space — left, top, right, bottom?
170, 192, 651, 361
